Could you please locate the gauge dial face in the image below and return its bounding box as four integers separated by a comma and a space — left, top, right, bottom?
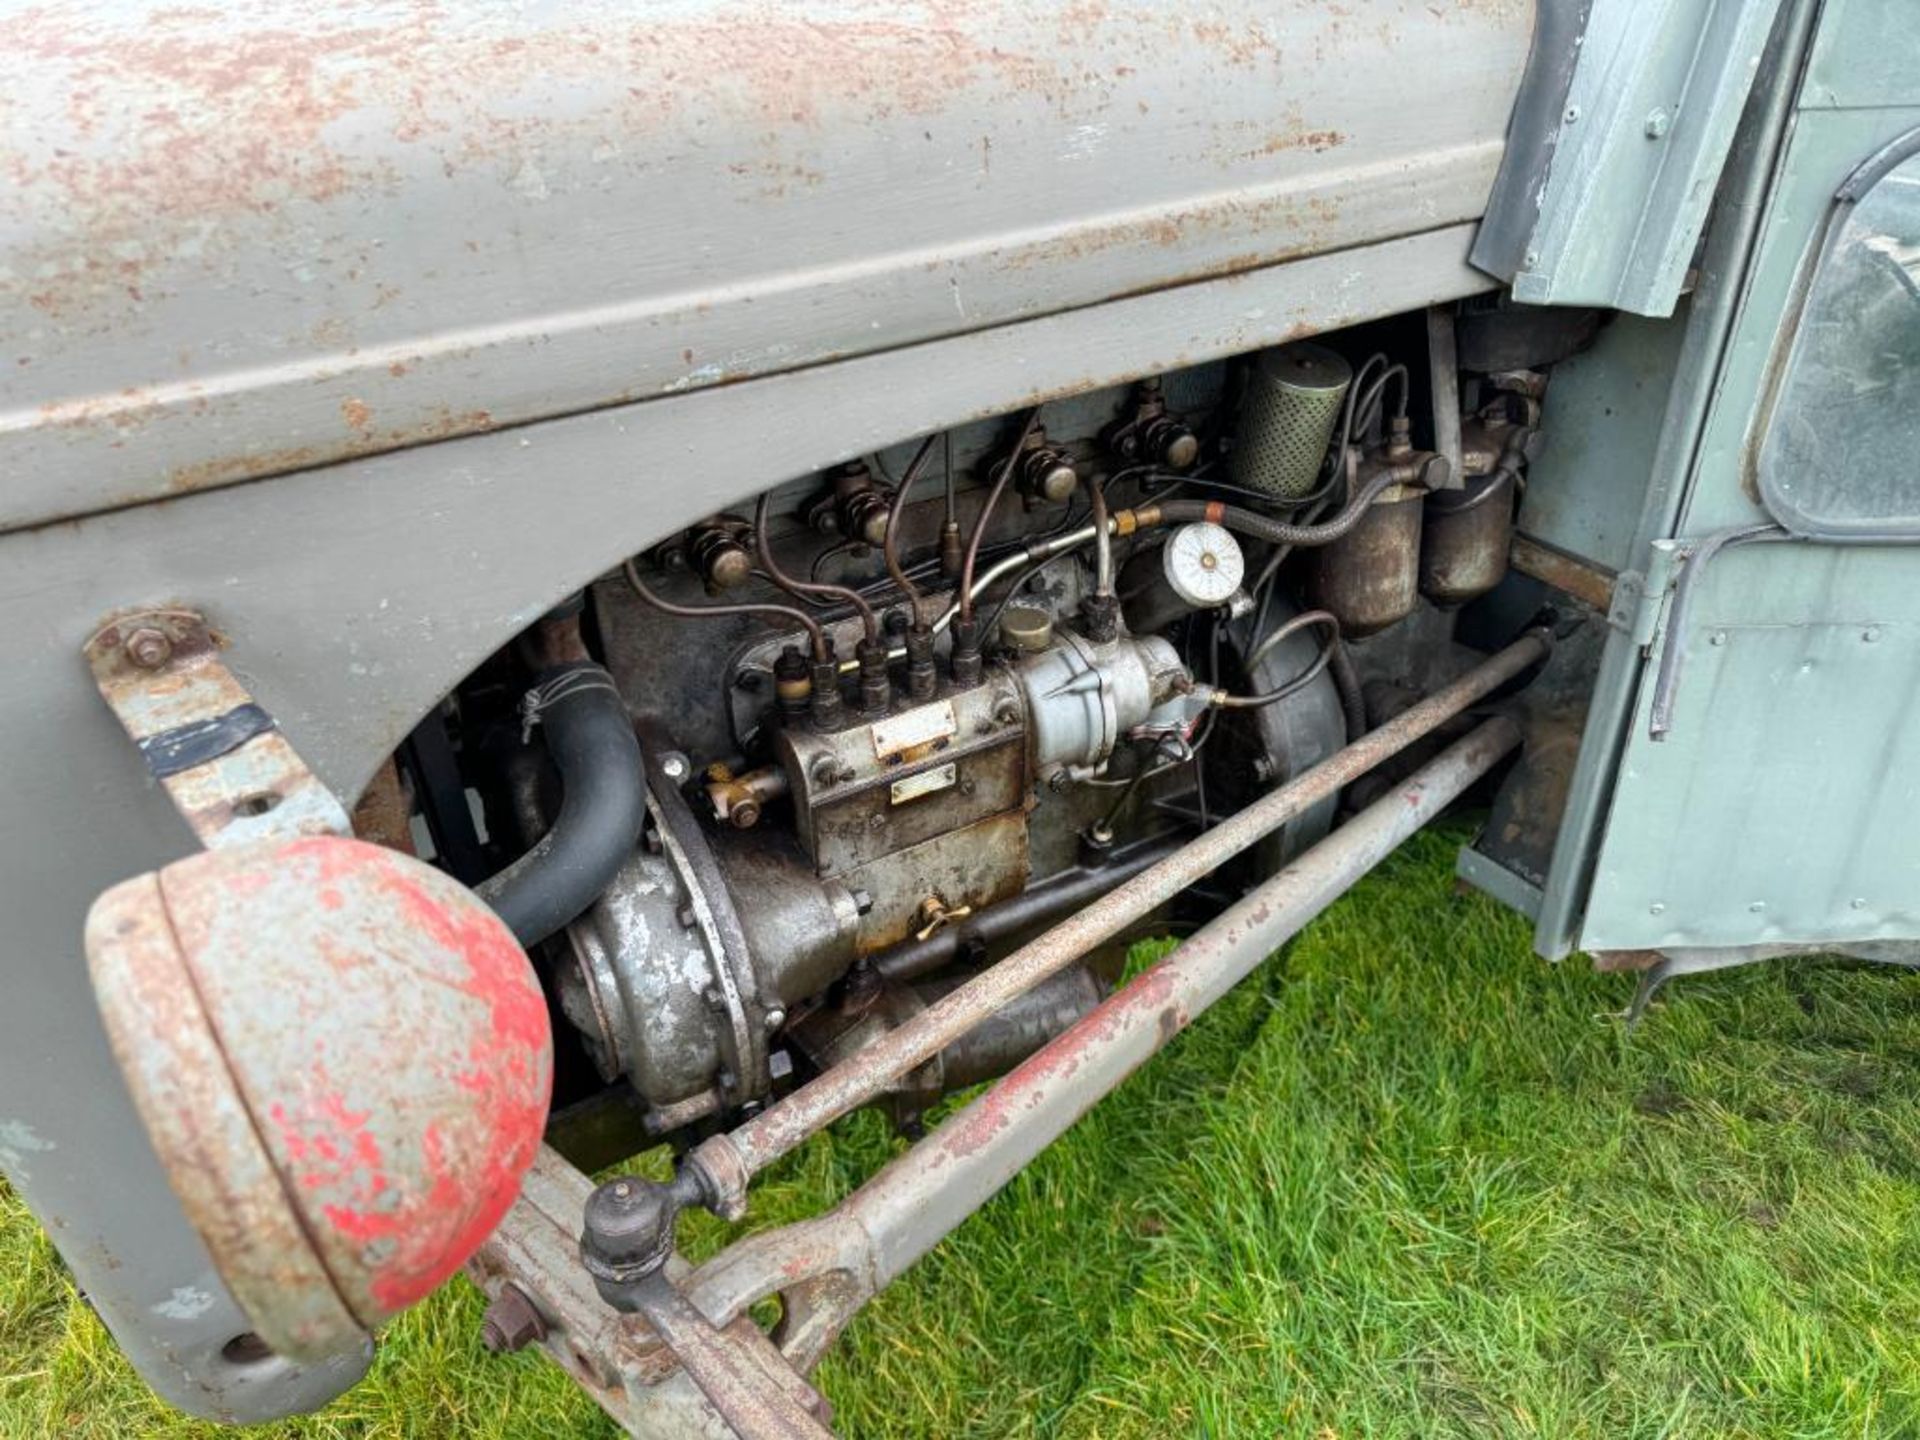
1162, 521, 1244, 607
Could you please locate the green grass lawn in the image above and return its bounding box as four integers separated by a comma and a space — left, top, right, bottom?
7, 828, 1920, 1437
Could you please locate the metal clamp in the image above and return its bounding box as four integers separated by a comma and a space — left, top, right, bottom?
84, 608, 350, 848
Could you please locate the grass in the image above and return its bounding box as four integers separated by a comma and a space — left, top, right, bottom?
8, 827, 1920, 1437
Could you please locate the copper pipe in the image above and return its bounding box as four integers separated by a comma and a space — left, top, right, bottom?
882, 434, 940, 624
959, 406, 1043, 625
623, 560, 828, 662
753, 494, 880, 644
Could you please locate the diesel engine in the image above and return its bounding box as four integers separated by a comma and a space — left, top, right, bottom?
401, 334, 1537, 1149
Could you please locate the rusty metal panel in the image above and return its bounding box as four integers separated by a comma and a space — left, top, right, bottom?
0, 0, 1534, 532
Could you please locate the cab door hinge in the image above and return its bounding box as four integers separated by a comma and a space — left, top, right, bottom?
1605, 540, 1684, 652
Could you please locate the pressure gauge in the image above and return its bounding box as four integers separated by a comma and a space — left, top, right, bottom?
1162, 522, 1244, 608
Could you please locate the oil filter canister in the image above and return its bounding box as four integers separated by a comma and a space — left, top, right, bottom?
1231, 342, 1353, 501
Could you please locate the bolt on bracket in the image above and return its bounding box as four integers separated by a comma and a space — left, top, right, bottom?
84, 608, 350, 848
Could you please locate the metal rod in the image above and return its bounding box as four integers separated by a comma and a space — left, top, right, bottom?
854, 715, 1521, 1285
682, 716, 1523, 1347
688, 629, 1548, 1205
627, 1273, 834, 1440
1086, 475, 1114, 599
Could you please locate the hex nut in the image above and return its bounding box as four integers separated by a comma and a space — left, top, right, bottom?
480, 1284, 547, 1354
125, 627, 173, 670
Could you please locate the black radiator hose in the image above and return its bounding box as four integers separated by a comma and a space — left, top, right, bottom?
1153, 468, 1398, 547
479, 663, 646, 948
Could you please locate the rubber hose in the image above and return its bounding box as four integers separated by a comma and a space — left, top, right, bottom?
1155, 467, 1399, 547
1327, 641, 1368, 744
479, 663, 647, 947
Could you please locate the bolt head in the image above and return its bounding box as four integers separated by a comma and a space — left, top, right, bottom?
660, 752, 691, 782
764, 1007, 786, 1030
1644, 108, 1671, 139
124, 627, 172, 669
480, 1284, 547, 1354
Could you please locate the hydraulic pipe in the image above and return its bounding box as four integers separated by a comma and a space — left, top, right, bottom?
1148, 472, 1397, 547
687, 628, 1549, 1208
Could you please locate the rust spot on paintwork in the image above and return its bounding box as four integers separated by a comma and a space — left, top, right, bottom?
1188, 17, 1281, 67
0, 0, 1068, 265
155, 406, 496, 496
1253, 128, 1345, 158
340, 397, 371, 431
